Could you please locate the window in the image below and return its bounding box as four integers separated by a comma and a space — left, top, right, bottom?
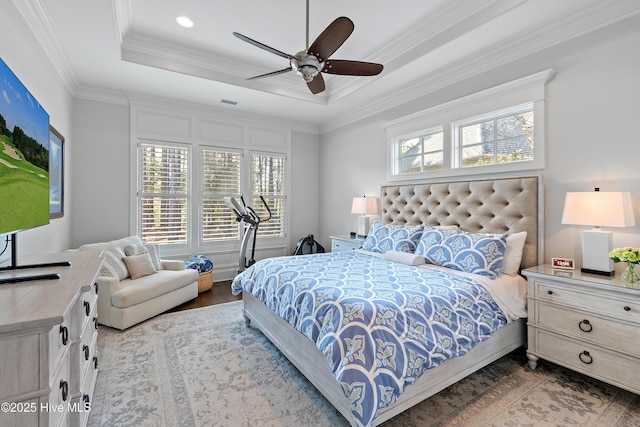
136, 141, 287, 250
138, 141, 189, 244
251, 152, 286, 238
201, 148, 241, 242
456, 106, 533, 168
398, 129, 444, 174
386, 69, 552, 181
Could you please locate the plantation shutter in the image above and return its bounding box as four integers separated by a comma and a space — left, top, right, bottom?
139, 141, 189, 244
251, 152, 285, 238
201, 148, 242, 241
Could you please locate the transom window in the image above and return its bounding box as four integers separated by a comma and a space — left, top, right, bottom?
456, 107, 534, 168
398, 129, 444, 174
386, 69, 551, 181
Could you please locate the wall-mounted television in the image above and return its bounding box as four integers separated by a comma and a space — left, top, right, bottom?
0, 57, 50, 235
0, 58, 67, 283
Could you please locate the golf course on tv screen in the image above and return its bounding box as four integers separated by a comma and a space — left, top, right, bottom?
0, 58, 50, 235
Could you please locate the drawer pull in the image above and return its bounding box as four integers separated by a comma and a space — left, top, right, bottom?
578, 319, 593, 333
547, 290, 553, 295
94, 317, 99, 330
84, 300, 91, 316
83, 344, 90, 361
93, 355, 99, 369
59, 325, 69, 346
60, 380, 69, 401
94, 282, 99, 294
578, 351, 593, 365
624, 306, 631, 312
83, 394, 90, 406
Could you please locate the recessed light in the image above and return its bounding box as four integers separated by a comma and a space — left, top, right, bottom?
176, 16, 194, 28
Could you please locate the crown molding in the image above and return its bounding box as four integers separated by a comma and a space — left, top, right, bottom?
319, 0, 640, 134
124, 92, 320, 135
12, 0, 79, 94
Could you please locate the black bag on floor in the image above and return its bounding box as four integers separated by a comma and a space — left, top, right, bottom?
292, 234, 325, 255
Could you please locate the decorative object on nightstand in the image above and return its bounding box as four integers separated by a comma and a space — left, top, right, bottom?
351, 196, 380, 238
330, 234, 365, 252
523, 265, 640, 395
561, 189, 635, 276
609, 247, 640, 284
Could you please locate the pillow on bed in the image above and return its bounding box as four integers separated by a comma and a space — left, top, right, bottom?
500, 231, 528, 276
414, 227, 447, 256
383, 250, 426, 266
361, 222, 424, 253
419, 229, 508, 279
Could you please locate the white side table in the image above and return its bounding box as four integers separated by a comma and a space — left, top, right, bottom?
522, 265, 640, 395
330, 235, 365, 252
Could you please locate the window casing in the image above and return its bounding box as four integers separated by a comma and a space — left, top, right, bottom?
386, 70, 552, 182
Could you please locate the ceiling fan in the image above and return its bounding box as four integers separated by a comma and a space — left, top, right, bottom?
233, 0, 383, 94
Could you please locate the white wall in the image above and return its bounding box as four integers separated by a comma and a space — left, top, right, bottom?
319, 15, 640, 273
0, 2, 74, 264
68, 98, 320, 278
71, 99, 131, 247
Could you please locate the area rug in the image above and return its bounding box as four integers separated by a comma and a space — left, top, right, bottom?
88, 301, 640, 427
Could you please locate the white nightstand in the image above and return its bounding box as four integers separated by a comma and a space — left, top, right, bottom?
330, 234, 365, 252
522, 265, 640, 395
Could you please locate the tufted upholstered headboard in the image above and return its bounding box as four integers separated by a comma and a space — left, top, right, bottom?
381, 176, 542, 270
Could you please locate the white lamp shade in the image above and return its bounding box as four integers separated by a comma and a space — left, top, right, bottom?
561, 191, 635, 228
351, 197, 380, 215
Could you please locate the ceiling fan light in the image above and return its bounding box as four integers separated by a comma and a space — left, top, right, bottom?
296, 65, 319, 82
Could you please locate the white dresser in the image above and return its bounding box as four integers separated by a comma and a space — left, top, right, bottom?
0, 251, 102, 427
523, 265, 640, 395
330, 235, 365, 252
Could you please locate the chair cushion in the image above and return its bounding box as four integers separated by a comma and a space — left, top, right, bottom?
111, 268, 198, 308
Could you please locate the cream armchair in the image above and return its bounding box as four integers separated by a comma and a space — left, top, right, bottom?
76, 236, 198, 330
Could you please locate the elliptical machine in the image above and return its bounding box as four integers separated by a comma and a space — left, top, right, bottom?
224, 195, 272, 273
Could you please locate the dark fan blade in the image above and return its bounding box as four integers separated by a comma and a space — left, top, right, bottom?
246, 67, 293, 80
307, 73, 325, 94
233, 32, 295, 60
307, 17, 354, 61
322, 60, 383, 76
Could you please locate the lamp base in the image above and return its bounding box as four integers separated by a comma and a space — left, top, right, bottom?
581, 229, 614, 276
580, 267, 615, 277
357, 216, 370, 238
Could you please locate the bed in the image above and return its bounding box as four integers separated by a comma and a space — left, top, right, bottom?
231, 176, 542, 427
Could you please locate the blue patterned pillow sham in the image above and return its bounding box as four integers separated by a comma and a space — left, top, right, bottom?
416, 228, 508, 278
361, 222, 424, 253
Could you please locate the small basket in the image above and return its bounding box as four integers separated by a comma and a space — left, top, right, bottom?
197, 270, 213, 293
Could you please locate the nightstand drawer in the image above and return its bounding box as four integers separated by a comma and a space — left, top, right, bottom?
536, 330, 640, 394
533, 279, 640, 323
535, 302, 640, 356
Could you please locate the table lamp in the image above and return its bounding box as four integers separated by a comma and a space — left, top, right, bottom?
351, 196, 380, 238
561, 189, 635, 275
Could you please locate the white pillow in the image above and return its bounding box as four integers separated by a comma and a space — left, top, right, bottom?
383, 250, 426, 266
98, 247, 129, 280
123, 252, 158, 280
501, 231, 528, 276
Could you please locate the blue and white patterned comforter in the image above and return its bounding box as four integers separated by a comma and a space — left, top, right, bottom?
231, 250, 508, 427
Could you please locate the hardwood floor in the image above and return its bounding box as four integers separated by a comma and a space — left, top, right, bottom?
167, 280, 241, 313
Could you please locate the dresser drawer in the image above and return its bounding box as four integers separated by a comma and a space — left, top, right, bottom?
532, 279, 640, 323
331, 238, 363, 252
534, 302, 640, 356
47, 352, 71, 427
535, 329, 640, 394
49, 319, 71, 383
